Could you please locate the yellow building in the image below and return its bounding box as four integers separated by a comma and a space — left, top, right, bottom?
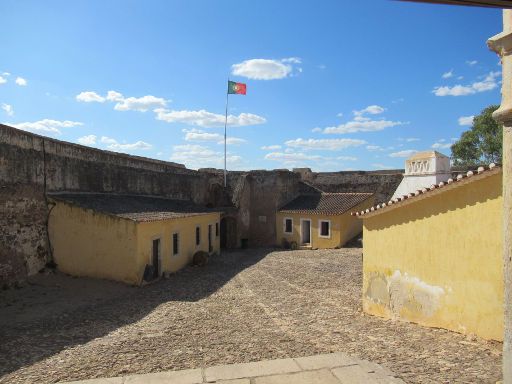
276, 192, 374, 249
355, 165, 503, 341
48, 193, 221, 285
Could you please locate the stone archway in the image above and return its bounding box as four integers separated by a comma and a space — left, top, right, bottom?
220, 216, 237, 249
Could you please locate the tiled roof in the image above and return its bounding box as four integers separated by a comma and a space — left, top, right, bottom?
352, 163, 501, 218
49, 193, 220, 222
408, 150, 448, 160
279, 192, 374, 215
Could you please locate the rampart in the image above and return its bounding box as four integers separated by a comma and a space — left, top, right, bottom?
0, 124, 403, 286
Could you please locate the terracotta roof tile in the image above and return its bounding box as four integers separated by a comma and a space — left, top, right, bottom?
352, 163, 500, 218
279, 192, 374, 215
48, 193, 220, 222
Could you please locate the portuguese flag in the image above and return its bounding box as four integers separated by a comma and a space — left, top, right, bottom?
228, 81, 246, 95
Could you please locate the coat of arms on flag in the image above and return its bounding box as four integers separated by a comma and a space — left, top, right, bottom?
228, 81, 246, 95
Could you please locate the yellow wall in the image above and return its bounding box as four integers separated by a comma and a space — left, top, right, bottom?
49, 201, 220, 285
136, 213, 220, 281
362, 172, 503, 341
275, 198, 373, 249
49, 201, 140, 284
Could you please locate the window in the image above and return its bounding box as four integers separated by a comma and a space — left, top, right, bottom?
319, 220, 330, 238
172, 233, 179, 256
215, 222, 219, 237
195, 226, 201, 246
284, 218, 293, 234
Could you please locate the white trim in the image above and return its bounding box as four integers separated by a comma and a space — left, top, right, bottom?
300, 218, 312, 245
171, 231, 180, 257
283, 217, 293, 235
318, 219, 331, 239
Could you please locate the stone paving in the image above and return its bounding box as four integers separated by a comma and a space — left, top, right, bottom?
0, 248, 503, 383
63, 353, 405, 383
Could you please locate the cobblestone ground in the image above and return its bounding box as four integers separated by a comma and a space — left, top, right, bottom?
0, 249, 502, 384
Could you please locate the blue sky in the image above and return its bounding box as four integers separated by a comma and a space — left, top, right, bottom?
0, 0, 503, 171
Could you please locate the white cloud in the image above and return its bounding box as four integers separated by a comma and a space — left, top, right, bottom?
337, 156, 357, 161
224, 137, 247, 145
322, 105, 404, 134
433, 71, 500, 96
15, 77, 27, 86
109, 141, 152, 151
458, 115, 474, 126
324, 119, 404, 134
354, 105, 385, 117
397, 137, 420, 142
182, 128, 246, 145
10, 119, 83, 135
231, 57, 302, 80
466, 60, 478, 66
2, 103, 14, 116
113, 95, 167, 112
184, 129, 222, 142
311, 127, 322, 133
431, 141, 452, 149
389, 149, 418, 158
100, 136, 152, 151
77, 135, 97, 145
442, 70, 454, 79
155, 108, 266, 128
285, 138, 366, 151
106, 90, 123, 101
100, 136, 117, 145
366, 145, 383, 151
0, 76, 6, 84
76, 90, 168, 112
264, 151, 322, 162
261, 145, 282, 150
76, 91, 106, 103
170, 144, 241, 169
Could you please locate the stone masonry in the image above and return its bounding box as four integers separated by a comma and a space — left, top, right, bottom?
0, 124, 403, 286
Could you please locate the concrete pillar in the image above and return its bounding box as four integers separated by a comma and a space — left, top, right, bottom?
488, 10, 512, 384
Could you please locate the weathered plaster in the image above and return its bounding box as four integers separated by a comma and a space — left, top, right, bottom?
362, 171, 503, 341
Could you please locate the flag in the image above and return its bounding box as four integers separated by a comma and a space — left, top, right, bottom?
228, 81, 246, 95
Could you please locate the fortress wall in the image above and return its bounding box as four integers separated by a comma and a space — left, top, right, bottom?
0, 124, 403, 286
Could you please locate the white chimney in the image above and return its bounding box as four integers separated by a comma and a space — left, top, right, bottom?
392, 151, 451, 199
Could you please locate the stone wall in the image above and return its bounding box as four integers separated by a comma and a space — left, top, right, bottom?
0, 124, 403, 286
306, 170, 403, 203
0, 124, 211, 286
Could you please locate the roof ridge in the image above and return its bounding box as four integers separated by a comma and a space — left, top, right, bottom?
352, 163, 500, 217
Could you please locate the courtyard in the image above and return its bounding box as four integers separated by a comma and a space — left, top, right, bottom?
0, 248, 502, 384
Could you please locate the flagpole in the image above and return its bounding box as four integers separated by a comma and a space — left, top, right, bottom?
224, 79, 229, 188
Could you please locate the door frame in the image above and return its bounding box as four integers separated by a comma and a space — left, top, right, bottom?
300, 218, 312, 246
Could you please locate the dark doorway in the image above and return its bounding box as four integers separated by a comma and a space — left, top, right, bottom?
208, 224, 213, 252
220, 217, 238, 249
152, 238, 160, 278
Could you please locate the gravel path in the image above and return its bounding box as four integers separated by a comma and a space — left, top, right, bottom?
0, 248, 502, 383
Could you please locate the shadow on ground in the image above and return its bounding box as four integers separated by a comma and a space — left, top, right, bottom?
0, 248, 271, 378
